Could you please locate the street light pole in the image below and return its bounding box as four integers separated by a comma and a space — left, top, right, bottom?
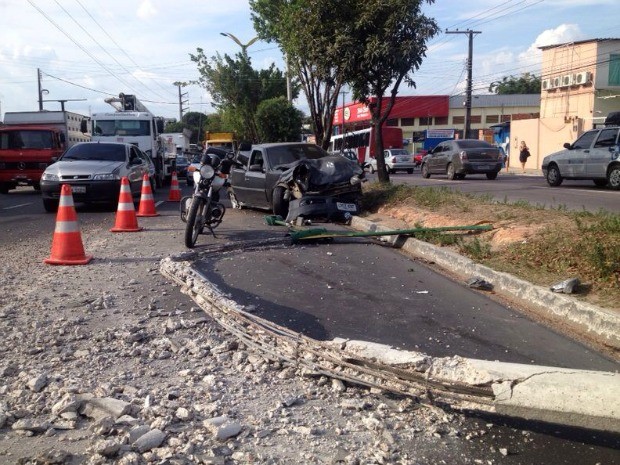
220, 32, 259, 56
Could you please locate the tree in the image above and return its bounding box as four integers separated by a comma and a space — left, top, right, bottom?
164, 111, 208, 145
190, 49, 292, 142
489, 73, 541, 94
255, 97, 303, 142
345, 0, 438, 183
250, 0, 354, 149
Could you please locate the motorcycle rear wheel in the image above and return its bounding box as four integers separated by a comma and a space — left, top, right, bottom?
184, 196, 207, 248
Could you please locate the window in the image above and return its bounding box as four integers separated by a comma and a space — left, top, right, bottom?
610, 54, 620, 86
250, 150, 264, 168
486, 115, 499, 123
453, 116, 464, 125
471, 115, 481, 124
593, 128, 619, 148
419, 117, 433, 126
572, 130, 598, 150
435, 116, 449, 125
386, 119, 399, 126
401, 118, 415, 126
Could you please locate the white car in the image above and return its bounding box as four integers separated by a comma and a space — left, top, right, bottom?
541, 126, 620, 189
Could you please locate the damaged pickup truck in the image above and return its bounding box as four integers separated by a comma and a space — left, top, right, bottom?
228, 142, 365, 223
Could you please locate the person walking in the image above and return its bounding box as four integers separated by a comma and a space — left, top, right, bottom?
519, 141, 530, 173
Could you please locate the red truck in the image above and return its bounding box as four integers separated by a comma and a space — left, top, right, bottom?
0, 111, 90, 194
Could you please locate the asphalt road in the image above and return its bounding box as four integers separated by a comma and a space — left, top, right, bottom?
379, 170, 620, 213
1, 184, 619, 463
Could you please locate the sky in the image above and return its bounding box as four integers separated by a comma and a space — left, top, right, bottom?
0, 0, 618, 121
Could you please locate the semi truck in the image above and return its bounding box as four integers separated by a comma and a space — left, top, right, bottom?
0, 110, 90, 193
90, 93, 166, 187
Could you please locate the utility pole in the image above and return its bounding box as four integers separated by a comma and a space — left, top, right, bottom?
174, 82, 189, 121
445, 29, 481, 138
37, 68, 47, 111
340, 88, 348, 147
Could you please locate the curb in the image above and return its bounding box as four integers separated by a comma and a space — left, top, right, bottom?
161, 247, 620, 434
351, 216, 620, 351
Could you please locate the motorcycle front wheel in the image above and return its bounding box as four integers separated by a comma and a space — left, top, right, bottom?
184, 196, 208, 248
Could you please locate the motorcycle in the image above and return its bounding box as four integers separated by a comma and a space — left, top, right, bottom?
180, 153, 231, 248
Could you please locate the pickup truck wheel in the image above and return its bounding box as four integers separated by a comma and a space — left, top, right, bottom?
486, 171, 498, 180
229, 190, 242, 209
272, 186, 289, 218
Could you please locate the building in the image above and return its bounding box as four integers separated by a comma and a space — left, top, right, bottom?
333, 94, 540, 153
510, 38, 620, 171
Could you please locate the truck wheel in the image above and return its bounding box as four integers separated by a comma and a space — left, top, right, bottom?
272, 186, 289, 219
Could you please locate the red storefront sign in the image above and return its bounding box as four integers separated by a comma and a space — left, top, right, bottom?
333, 96, 449, 125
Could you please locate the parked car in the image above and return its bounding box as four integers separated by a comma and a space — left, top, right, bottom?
368, 148, 415, 174
541, 126, 620, 189
40, 142, 153, 212
420, 139, 503, 180
173, 154, 190, 178
228, 142, 365, 223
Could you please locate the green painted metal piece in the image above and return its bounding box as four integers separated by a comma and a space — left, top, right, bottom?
264, 215, 288, 227
289, 224, 493, 243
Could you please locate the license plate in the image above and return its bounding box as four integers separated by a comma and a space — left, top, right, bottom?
72, 186, 86, 194
478, 165, 490, 170
336, 202, 357, 212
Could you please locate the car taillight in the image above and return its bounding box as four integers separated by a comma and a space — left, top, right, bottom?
459, 151, 468, 161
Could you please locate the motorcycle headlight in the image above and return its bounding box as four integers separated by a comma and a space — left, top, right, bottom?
200, 164, 215, 179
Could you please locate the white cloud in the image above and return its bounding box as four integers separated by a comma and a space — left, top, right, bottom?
518, 24, 585, 71
137, 0, 157, 20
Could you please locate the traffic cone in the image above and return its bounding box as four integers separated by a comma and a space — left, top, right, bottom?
167, 171, 182, 202
137, 174, 159, 217
44, 184, 93, 265
110, 177, 143, 232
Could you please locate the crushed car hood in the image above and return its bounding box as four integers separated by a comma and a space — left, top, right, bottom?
278, 155, 363, 191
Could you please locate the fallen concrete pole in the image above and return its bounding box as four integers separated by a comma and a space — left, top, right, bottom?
161, 249, 620, 434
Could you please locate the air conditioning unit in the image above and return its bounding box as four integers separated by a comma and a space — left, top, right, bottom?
552, 76, 562, 88
561, 74, 572, 87
573, 71, 592, 85
541, 79, 551, 91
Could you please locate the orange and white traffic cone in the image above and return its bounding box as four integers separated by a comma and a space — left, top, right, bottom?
110, 177, 143, 232
44, 184, 93, 265
137, 174, 159, 217
167, 171, 182, 202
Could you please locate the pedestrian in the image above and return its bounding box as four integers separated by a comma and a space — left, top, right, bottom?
519, 141, 530, 173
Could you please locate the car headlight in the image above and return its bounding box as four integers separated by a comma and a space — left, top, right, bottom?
41, 172, 59, 181
93, 173, 120, 181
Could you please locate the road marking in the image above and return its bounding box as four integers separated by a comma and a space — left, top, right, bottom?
3, 202, 32, 210
155, 200, 165, 207
530, 186, 620, 196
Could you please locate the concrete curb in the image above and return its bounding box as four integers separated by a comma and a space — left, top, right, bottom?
351, 216, 620, 351
161, 250, 620, 434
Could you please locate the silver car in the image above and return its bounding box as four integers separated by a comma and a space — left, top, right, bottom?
369, 148, 415, 174
542, 126, 620, 189
40, 142, 152, 212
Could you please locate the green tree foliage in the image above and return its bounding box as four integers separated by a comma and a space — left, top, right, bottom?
488, 73, 541, 94
163, 111, 208, 145
251, 0, 438, 183
250, 0, 354, 149
255, 97, 303, 142
345, 0, 438, 183
190, 49, 291, 142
